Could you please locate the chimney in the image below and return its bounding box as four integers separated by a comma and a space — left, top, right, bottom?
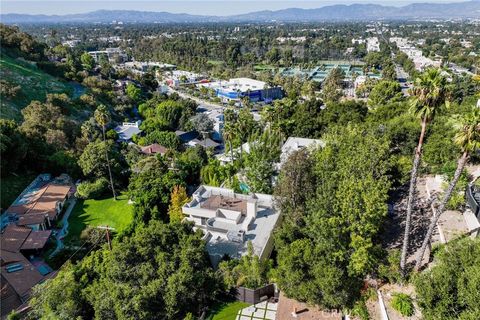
246, 199, 257, 219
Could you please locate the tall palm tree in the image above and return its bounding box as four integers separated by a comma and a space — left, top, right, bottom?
223, 124, 235, 165
400, 68, 449, 274
414, 107, 480, 271
94, 105, 117, 200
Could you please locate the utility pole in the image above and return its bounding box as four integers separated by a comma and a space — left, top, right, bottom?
97, 225, 115, 250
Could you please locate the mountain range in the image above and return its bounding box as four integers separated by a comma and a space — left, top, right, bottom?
2, 1, 480, 24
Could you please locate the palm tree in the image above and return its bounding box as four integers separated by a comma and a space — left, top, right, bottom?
414, 107, 480, 271
223, 124, 235, 165
400, 68, 449, 274
94, 105, 117, 200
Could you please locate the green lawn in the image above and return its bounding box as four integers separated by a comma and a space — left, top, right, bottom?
0, 54, 74, 120
208, 301, 250, 320
66, 193, 133, 243
0, 172, 37, 210
207, 60, 225, 66
254, 64, 276, 71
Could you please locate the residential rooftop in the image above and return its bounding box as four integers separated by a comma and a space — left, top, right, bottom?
280, 137, 324, 165
114, 121, 142, 141
182, 185, 281, 267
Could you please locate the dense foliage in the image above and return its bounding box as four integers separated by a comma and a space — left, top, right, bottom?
274, 126, 391, 308
415, 238, 480, 320
29, 221, 220, 320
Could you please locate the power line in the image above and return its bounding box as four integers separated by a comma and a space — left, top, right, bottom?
24, 230, 109, 316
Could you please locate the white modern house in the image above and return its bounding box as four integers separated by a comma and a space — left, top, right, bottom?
215, 142, 252, 165
279, 137, 325, 166
182, 185, 281, 266
114, 120, 142, 142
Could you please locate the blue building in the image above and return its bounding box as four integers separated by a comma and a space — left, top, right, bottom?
200, 78, 283, 103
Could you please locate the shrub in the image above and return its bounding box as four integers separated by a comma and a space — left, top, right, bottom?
446, 191, 465, 210
415, 238, 480, 319
391, 293, 414, 317
377, 249, 402, 284
106, 129, 119, 141
75, 178, 109, 199
80, 226, 107, 246
351, 299, 370, 320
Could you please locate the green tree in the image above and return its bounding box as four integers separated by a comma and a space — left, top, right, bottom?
94, 105, 117, 200
78, 139, 121, 183
415, 238, 480, 320
191, 113, 213, 137
218, 242, 271, 289
321, 67, 345, 104
30, 222, 220, 320
125, 83, 141, 102
400, 68, 449, 275
29, 263, 87, 320
129, 157, 183, 223
80, 52, 95, 71
275, 126, 391, 308
414, 107, 480, 271
243, 128, 282, 193
368, 80, 402, 108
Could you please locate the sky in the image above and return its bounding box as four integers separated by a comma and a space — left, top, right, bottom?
1, 0, 468, 16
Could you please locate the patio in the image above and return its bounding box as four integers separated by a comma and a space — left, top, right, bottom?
236, 301, 278, 320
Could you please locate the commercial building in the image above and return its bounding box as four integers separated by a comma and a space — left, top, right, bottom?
198, 78, 283, 102
88, 48, 128, 63
390, 38, 442, 71
121, 61, 176, 75
165, 70, 207, 88
182, 186, 281, 266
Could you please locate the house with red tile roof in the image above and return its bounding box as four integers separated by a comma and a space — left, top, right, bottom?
141, 143, 168, 156
0, 174, 73, 317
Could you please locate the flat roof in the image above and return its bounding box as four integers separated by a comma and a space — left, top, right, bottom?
206, 205, 280, 266
201, 195, 248, 215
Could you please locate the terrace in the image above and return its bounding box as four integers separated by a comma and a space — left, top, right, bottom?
183, 186, 281, 266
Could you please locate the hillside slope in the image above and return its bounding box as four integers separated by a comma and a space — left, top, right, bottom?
0, 54, 74, 120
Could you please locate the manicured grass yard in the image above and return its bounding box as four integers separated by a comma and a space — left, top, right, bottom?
66, 193, 133, 243
1, 172, 38, 209
208, 301, 250, 320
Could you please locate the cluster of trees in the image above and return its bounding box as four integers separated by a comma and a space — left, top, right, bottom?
29, 221, 221, 319
0, 24, 46, 61
274, 126, 392, 308
415, 238, 480, 319
3, 21, 479, 319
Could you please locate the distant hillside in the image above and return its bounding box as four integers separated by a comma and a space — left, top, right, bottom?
0, 54, 74, 120
1, 1, 479, 23
230, 1, 480, 21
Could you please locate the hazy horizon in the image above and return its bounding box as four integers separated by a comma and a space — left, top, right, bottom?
1, 0, 470, 16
